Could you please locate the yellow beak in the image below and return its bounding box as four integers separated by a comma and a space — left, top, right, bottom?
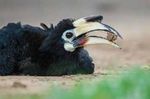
71, 15, 122, 49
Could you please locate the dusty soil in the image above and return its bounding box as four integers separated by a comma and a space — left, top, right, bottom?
0, 0, 150, 95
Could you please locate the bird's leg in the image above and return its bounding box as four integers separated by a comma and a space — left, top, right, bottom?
77, 49, 95, 74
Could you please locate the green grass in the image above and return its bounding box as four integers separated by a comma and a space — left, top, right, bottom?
1, 68, 150, 99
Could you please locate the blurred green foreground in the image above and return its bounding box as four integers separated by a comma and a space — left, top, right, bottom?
1, 68, 150, 99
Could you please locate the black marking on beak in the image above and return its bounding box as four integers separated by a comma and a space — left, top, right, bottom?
85, 15, 103, 22
101, 23, 123, 39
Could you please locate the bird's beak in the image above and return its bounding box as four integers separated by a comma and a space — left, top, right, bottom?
72, 15, 122, 49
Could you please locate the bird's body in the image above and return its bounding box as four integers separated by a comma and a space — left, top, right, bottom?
0, 15, 122, 76
0, 21, 94, 75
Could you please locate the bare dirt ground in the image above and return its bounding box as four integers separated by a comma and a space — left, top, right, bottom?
0, 0, 150, 95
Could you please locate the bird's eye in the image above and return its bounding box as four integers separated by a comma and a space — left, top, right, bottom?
66, 32, 73, 39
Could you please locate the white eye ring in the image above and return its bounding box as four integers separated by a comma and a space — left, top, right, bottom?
62, 29, 75, 42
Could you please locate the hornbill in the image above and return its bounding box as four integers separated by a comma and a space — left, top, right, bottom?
0, 15, 122, 76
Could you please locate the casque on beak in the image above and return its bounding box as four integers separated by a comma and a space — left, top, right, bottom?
72, 15, 122, 49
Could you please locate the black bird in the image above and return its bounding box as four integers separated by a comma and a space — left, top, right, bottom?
0, 15, 122, 76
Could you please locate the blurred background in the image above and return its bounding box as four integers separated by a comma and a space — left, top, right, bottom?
0, 0, 150, 38
0, 0, 150, 71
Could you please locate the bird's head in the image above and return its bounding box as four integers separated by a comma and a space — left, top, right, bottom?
40, 15, 122, 54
